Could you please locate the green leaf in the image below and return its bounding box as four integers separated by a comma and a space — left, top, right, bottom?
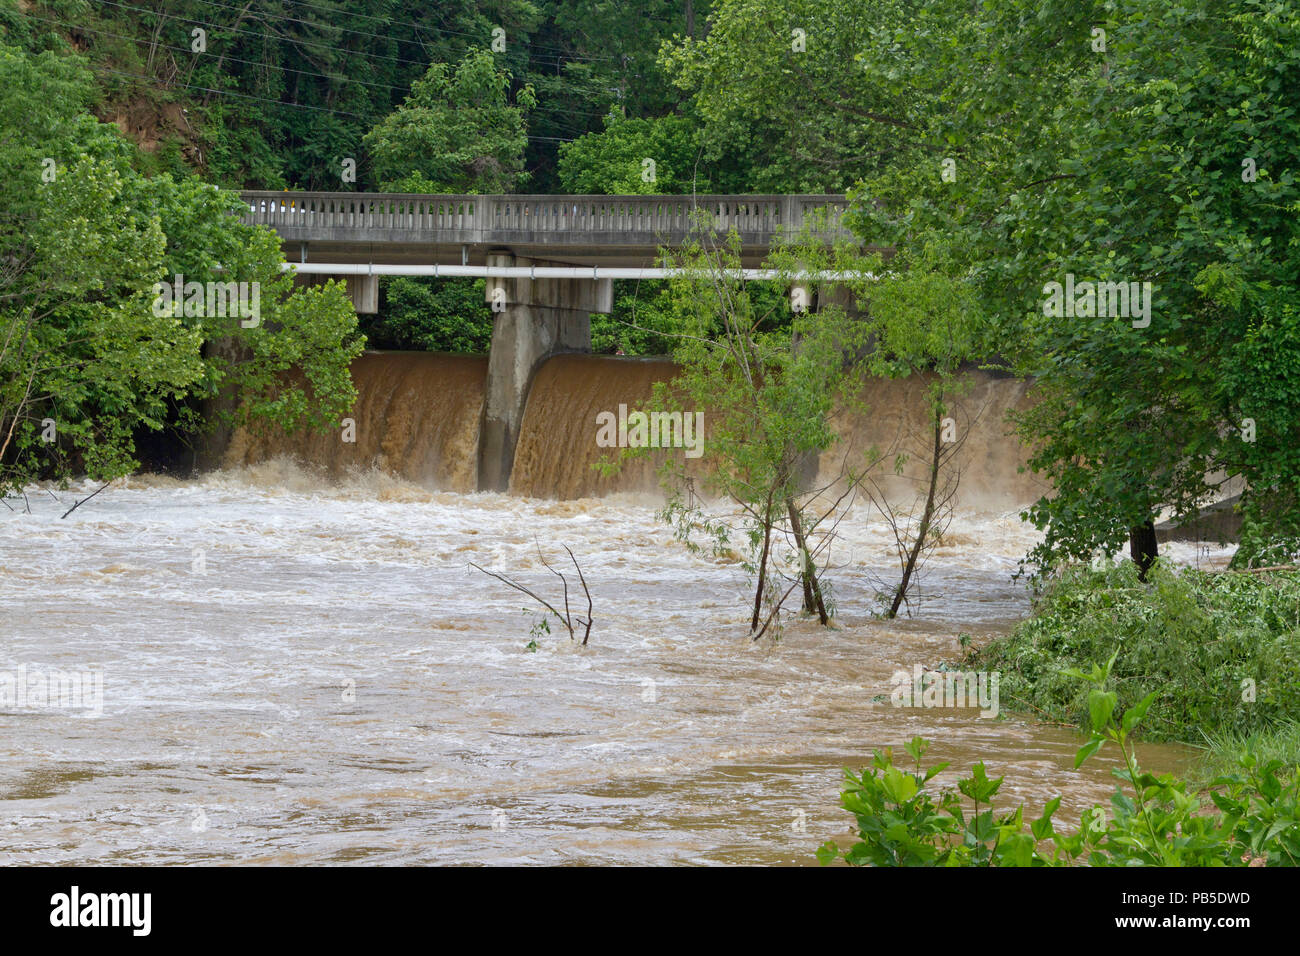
1075, 736, 1106, 769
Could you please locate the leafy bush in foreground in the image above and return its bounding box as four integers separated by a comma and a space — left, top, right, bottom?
818, 657, 1300, 867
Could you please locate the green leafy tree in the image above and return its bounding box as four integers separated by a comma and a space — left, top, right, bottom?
363, 47, 536, 193
0, 42, 363, 495
368, 277, 493, 353
591, 281, 684, 356
557, 108, 703, 193
660, 0, 929, 192
841, 0, 1300, 578
643, 224, 871, 634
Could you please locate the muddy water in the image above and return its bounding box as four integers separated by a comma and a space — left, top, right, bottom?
511, 354, 682, 499
220, 353, 1046, 507
223, 352, 487, 493
0, 464, 1222, 865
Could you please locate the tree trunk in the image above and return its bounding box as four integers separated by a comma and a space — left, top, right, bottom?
750, 497, 775, 633
1129, 518, 1158, 581
886, 411, 943, 619
786, 497, 829, 624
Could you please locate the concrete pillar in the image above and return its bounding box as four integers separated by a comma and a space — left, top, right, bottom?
293, 273, 379, 313
790, 282, 811, 314
477, 251, 613, 492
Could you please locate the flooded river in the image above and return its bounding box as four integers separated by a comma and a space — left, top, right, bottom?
0, 462, 1215, 865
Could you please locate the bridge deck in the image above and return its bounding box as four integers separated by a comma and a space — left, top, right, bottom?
240, 191, 851, 268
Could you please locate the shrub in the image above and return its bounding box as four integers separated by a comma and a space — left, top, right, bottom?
970, 561, 1300, 742
818, 657, 1300, 867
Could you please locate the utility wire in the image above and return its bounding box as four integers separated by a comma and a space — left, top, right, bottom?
272, 0, 627, 61
16, 8, 411, 94
86, 0, 440, 68
27, 9, 601, 130
87, 0, 623, 64
92, 64, 372, 118
91, 64, 575, 141
60, 10, 605, 122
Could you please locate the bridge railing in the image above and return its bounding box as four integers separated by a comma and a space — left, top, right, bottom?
239, 191, 851, 241
242, 192, 482, 231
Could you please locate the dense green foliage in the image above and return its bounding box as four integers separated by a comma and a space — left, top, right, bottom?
557, 109, 703, 194
819, 732, 1299, 867
838, 0, 1300, 574
970, 563, 1300, 744
819, 664, 1300, 867
0, 0, 716, 192
364, 48, 535, 193
365, 277, 492, 353
661, 0, 908, 192
0, 39, 363, 493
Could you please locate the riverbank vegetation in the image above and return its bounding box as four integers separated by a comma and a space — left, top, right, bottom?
818, 679, 1300, 866
812, 563, 1300, 866
0, 40, 364, 497
973, 563, 1300, 744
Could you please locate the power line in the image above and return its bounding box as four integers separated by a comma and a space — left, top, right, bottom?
85, 0, 436, 69
88, 0, 623, 65
82, 0, 626, 100
91, 64, 575, 141
174, 0, 455, 59
274, 0, 624, 62
92, 64, 372, 118
34, 9, 608, 125
32, 7, 613, 125
16, 8, 412, 95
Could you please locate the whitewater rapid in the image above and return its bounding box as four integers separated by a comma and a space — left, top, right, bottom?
0, 463, 1227, 864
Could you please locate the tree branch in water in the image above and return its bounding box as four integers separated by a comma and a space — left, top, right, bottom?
470, 544, 594, 645
60, 480, 113, 520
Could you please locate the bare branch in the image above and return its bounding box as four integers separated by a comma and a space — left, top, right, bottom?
469, 561, 574, 640
471, 543, 595, 645
60, 480, 113, 520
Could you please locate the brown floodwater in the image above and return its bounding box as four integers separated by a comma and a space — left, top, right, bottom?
0, 463, 1226, 865
0, 354, 1228, 864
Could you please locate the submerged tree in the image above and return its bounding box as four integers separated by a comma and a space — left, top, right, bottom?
849, 245, 981, 618
636, 220, 872, 637
471, 540, 594, 646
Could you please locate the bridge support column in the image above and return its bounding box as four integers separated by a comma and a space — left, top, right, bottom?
478, 252, 613, 492
293, 272, 379, 313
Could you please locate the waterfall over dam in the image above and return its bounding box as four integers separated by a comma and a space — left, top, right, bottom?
220, 351, 1049, 510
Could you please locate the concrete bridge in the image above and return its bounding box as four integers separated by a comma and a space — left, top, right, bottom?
239, 191, 853, 490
